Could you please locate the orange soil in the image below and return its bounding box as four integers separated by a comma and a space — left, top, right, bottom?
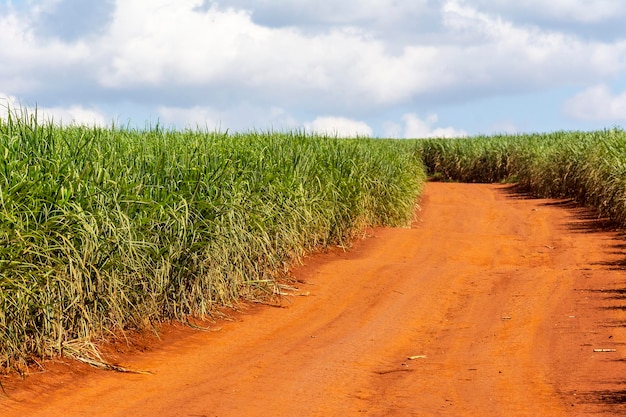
2, 182, 626, 416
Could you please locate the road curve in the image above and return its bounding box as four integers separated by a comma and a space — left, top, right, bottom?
2, 182, 626, 416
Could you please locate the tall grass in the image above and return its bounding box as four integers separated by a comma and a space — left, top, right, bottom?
0, 108, 426, 370
417, 128, 626, 225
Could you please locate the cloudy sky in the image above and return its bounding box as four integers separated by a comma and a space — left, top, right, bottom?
1, 0, 626, 138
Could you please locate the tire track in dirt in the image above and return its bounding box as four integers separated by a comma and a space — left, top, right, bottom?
2, 182, 626, 416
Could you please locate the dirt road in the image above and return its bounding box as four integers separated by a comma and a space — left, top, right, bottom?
2, 183, 626, 416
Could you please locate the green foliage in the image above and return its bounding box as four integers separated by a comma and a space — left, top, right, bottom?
0, 108, 425, 369
418, 135, 515, 183
417, 128, 626, 224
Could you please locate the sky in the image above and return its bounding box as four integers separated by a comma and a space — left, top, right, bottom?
1, 0, 626, 138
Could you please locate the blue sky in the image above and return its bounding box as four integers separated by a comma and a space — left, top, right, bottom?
1, 0, 626, 137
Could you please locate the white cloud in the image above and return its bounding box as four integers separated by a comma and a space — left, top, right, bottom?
0, 94, 20, 121
0, 10, 91, 93
431, 0, 626, 105
563, 85, 626, 121
88, 0, 626, 112
157, 104, 299, 132
239, 0, 430, 26
534, 0, 623, 23
92, 0, 442, 106
385, 113, 467, 139
40, 105, 108, 126
4, 1, 626, 106
158, 105, 224, 130
224, 0, 435, 42
2, 1, 626, 134
304, 116, 373, 137
470, 0, 626, 24
0, 94, 107, 126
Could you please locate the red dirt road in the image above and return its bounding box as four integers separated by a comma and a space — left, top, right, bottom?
3, 182, 626, 416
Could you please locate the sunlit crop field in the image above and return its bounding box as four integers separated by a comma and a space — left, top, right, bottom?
0, 108, 425, 370
418, 129, 626, 226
